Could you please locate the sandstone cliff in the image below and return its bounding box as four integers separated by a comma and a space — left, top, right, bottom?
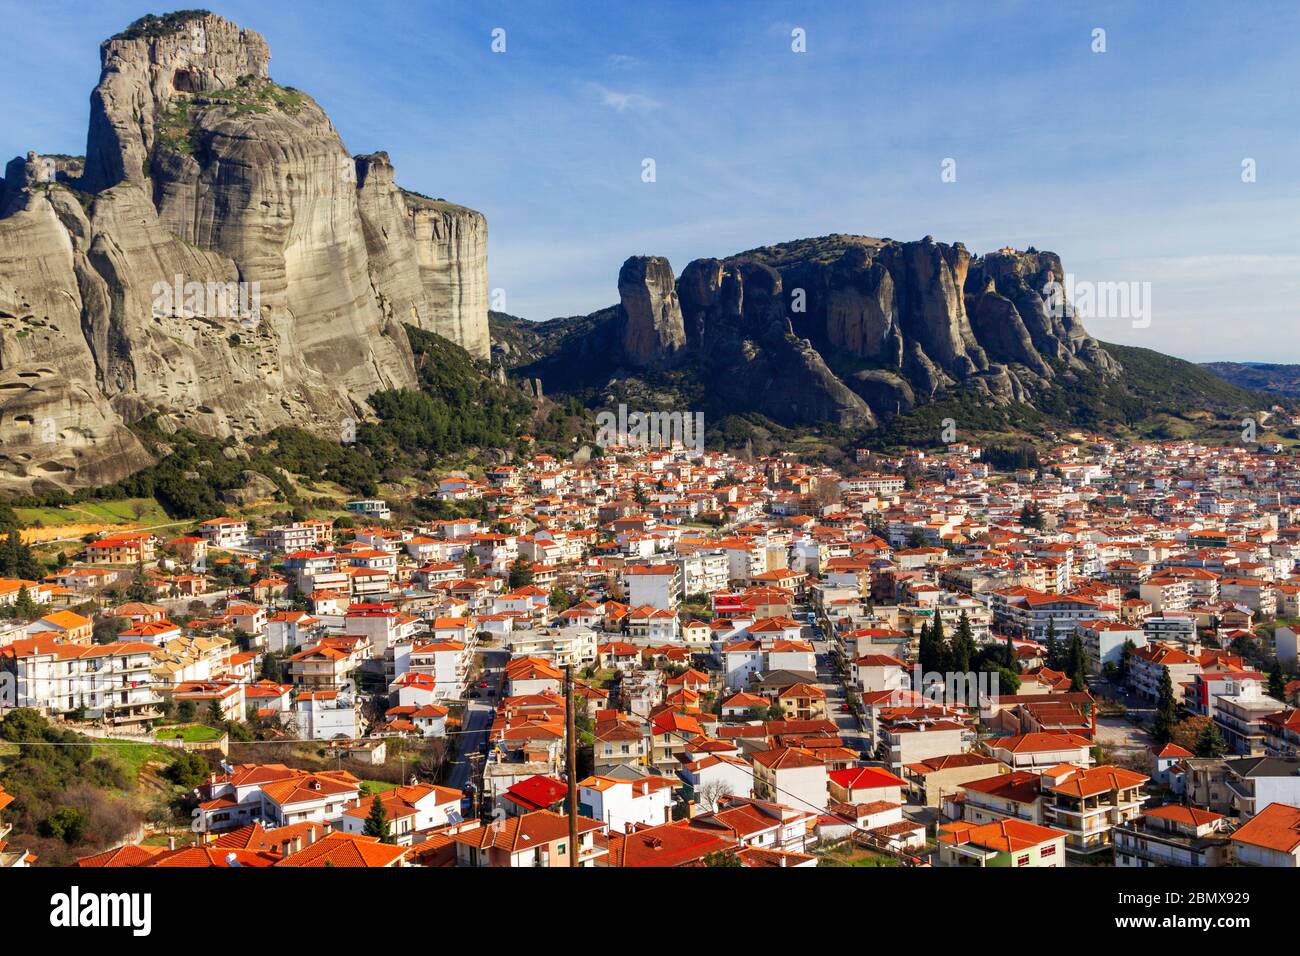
0, 11, 489, 492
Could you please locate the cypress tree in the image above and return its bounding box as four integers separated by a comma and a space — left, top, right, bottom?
1153, 668, 1178, 744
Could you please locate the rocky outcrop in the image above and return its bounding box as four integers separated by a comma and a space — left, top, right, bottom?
521, 234, 1121, 433
678, 258, 875, 429
403, 190, 490, 360
0, 13, 490, 491
619, 256, 686, 366
0, 183, 151, 487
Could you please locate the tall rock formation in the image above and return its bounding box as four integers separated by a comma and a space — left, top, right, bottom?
354, 154, 490, 359
0, 12, 490, 492
618, 256, 686, 366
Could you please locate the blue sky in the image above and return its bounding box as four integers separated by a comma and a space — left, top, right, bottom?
2, 0, 1298, 361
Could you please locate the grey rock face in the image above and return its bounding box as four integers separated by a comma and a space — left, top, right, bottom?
593, 234, 1120, 431
618, 255, 686, 366
0, 13, 490, 491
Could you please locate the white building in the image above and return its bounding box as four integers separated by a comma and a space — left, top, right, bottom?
577, 775, 676, 833
295, 689, 360, 741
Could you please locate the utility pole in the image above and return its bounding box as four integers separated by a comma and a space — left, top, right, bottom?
564, 664, 578, 868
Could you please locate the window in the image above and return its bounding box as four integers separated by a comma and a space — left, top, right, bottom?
1041, 844, 1057, 858
1016, 854, 1030, 867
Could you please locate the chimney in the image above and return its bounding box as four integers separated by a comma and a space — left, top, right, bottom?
168, 836, 176, 851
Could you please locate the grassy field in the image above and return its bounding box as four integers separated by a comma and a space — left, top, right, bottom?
361, 780, 398, 794
15, 497, 173, 529
90, 739, 178, 786
155, 724, 224, 744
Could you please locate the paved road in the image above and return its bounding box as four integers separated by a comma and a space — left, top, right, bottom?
445, 647, 508, 793
811, 633, 868, 755
447, 699, 495, 791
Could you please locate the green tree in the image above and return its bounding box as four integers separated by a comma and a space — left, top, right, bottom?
364, 796, 392, 843
1044, 619, 1060, 671
703, 850, 742, 867
164, 751, 210, 789
930, 613, 949, 674
952, 611, 976, 674
1268, 663, 1287, 701
507, 557, 535, 589
40, 806, 87, 844
1153, 668, 1178, 744
1067, 633, 1089, 692
1195, 721, 1227, 758
13, 585, 37, 619
917, 619, 939, 675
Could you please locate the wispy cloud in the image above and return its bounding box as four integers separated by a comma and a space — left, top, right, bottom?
589, 84, 661, 112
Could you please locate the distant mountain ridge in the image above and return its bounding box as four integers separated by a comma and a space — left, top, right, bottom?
1203, 362, 1300, 398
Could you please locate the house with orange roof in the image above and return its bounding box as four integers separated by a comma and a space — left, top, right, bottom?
775, 681, 828, 721
0, 637, 161, 724
338, 783, 463, 845
578, 774, 676, 833
1113, 804, 1231, 867
598, 818, 734, 867
194, 764, 361, 833
751, 746, 829, 812
902, 753, 1007, 808
937, 818, 1067, 867
1039, 764, 1149, 854
981, 732, 1094, 771
504, 655, 563, 696
276, 831, 409, 868
827, 765, 906, 806
24, 609, 93, 644
85, 531, 156, 565
1230, 801, 1300, 867
0, 784, 33, 867
287, 641, 354, 690
449, 809, 607, 867
952, 770, 1049, 825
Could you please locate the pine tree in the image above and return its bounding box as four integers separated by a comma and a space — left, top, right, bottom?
1068, 633, 1089, 692
931, 613, 950, 674
1153, 668, 1178, 744
952, 610, 975, 673
1195, 721, 1227, 758
14, 585, 37, 619
508, 557, 535, 589
1044, 619, 1060, 671
918, 619, 939, 675
363, 796, 392, 843
1003, 632, 1018, 672
1268, 663, 1286, 701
